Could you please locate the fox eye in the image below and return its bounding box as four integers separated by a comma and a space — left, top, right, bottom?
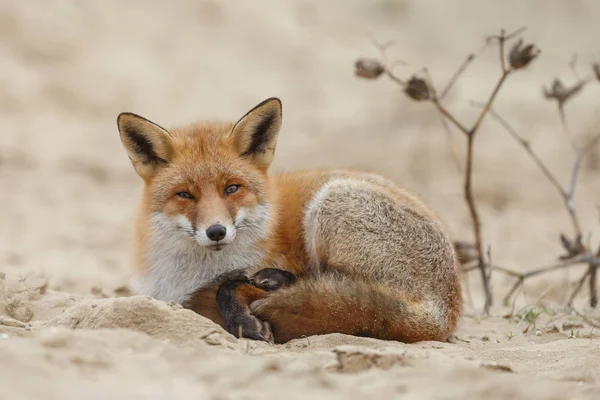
224, 184, 241, 195
176, 191, 195, 200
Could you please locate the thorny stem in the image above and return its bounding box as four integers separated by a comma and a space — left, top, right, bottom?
459, 46, 513, 314
369, 36, 407, 87
499, 29, 507, 74
428, 30, 515, 314
469, 71, 511, 135
571, 308, 600, 330
463, 132, 492, 312
438, 113, 463, 173
500, 254, 600, 306
486, 108, 565, 195
384, 69, 406, 87
591, 246, 600, 307
566, 153, 584, 237
504, 278, 525, 307
485, 108, 597, 238
378, 55, 469, 179
567, 134, 600, 236
487, 26, 527, 43
440, 53, 476, 100
568, 269, 592, 307
431, 99, 470, 134
364, 26, 600, 312
558, 104, 580, 154
569, 54, 580, 80
591, 267, 599, 307
376, 50, 493, 313
462, 261, 521, 278
523, 254, 597, 279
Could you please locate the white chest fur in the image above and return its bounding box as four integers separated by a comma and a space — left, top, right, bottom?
133, 210, 270, 304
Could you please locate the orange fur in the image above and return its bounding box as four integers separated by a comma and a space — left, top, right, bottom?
118, 98, 463, 343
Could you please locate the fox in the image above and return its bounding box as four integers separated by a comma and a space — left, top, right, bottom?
117, 97, 463, 343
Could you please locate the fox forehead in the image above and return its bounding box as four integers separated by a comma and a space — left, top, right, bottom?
145, 122, 267, 197
169, 121, 236, 157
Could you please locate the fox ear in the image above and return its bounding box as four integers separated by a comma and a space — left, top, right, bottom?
117, 113, 173, 179
230, 98, 282, 169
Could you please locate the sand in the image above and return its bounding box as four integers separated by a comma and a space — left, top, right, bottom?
2, 1, 600, 399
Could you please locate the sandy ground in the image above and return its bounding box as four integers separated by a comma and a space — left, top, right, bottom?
2, 0, 600, 398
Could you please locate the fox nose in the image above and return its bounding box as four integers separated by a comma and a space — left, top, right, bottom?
206, 224, 227, 242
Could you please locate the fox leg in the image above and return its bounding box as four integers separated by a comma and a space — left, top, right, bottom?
216, 279, 273, 342
183, 269, 251, 327
185, 280, 272, 341
216, 268, 297, 341
248, 268, 297, 292
185, 268, 295, 341
183, 269, 269, 341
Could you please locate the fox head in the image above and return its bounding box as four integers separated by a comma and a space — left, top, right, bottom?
117, 98, 282, 252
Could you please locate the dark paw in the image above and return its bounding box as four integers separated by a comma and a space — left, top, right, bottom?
249, 268, 297, 292
225, 313, 273, 343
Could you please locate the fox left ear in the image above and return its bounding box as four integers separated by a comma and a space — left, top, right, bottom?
117, 112, 173, 180
230, 98, 282, 169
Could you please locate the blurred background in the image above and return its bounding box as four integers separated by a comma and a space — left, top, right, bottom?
1, 0, 599, 310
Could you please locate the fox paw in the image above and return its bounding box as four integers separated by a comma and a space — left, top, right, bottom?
225, 313, 273, 343
249, 268, 296, 292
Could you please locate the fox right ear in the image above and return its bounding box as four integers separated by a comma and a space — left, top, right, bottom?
117, 113, 173, 179
230, 98, 282, 170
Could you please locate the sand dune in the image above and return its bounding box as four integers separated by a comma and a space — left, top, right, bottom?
1, 1, 600, 398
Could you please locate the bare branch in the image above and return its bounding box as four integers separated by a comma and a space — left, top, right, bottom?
469, 72, 511, 135
563, 134, 600, 234
482, 107, 600, 240
486, 26, 527, 43
571, 308, 600, 330
433, 29, 537, 314
543, 77, 591, 154
462, 129, 491, 312
569, 53, 580, 80
558, 103, 579, 153
568, 268, 591, 307
438, 113, 463, 173
462, 261, 522, 278
484, 106, 567, 198
591, 246, 600, 308
504, 278, 524, 306
490, 264, 522, 278
462, 34, 514, 314
440, 53, 476, 99
356, 27, 600, 313
522, 254, 598, 278
385, 69, 406, 87
591, 264, 598, 308
431, 100, 470, 133
498, 29, 507, 74
503, 255, 599, 305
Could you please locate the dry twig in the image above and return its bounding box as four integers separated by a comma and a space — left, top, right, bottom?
355, 27, 600, 313
482, 105, 600, 307
356, 27, 537, 314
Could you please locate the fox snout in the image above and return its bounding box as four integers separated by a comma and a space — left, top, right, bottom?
192, 219, 237, 251
203, 223, 230, 251
206, 224, 227, 241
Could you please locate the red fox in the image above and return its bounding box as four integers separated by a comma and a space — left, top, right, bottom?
117, 98, 463, 343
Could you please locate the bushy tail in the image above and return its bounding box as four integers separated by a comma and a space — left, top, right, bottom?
249, 273, 460, 344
